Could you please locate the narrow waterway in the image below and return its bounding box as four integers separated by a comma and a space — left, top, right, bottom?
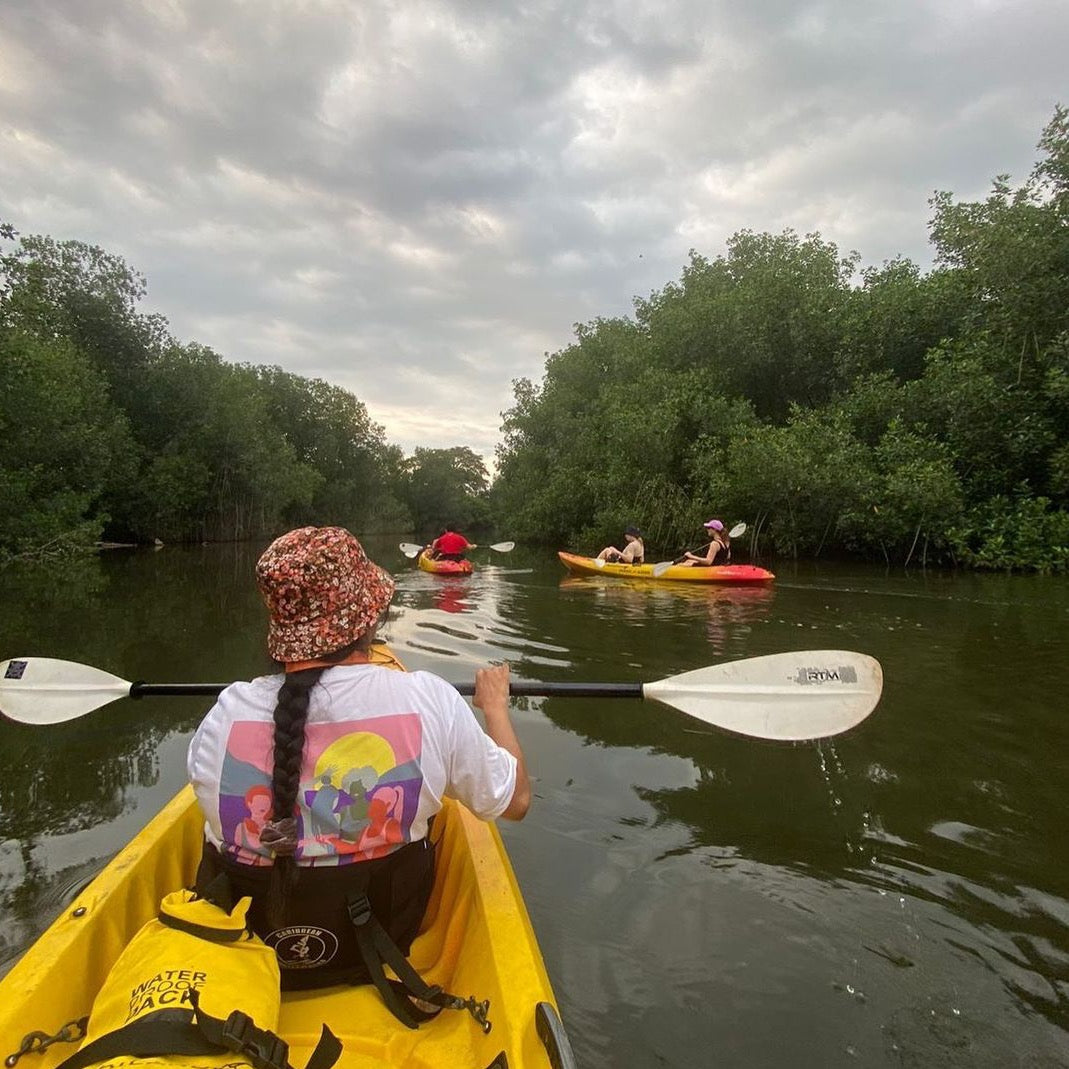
1, 541, 1067, 1067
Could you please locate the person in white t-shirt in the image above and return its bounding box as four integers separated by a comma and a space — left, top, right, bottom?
186, 525, 530, 1002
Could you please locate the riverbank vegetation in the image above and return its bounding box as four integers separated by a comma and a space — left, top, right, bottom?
493, 109, 1069, 572
0, 224, 490, 560
4, 111, 1067, 571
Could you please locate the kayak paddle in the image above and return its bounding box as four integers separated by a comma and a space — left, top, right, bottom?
400, 541, 515, 559
0, 649, 881, 741
651, 522, 747, 577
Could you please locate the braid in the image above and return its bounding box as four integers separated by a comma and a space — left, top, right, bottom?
266, 667, 322, 926
263, 639, 366, 927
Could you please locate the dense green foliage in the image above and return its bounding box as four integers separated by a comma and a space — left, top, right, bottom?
0, 224, 487, 558
494, 109, 1069, 571
400, 446, 492, 534
5, 111, 1066, 571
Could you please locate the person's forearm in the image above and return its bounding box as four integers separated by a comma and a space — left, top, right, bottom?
483, 703, 531, 818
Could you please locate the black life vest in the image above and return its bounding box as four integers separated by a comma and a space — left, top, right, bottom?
193, 837, 489, 1032
195, 837, 435, 991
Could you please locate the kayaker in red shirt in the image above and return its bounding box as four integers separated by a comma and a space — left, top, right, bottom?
429, 526, 474, 561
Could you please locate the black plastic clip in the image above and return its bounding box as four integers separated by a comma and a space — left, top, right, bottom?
346, 893, 372, 927
221, 1011, 290, 1069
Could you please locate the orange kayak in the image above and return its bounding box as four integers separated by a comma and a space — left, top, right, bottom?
558, 551, 774, 583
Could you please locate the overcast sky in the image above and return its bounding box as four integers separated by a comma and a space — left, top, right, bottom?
2, 1, 1065, 467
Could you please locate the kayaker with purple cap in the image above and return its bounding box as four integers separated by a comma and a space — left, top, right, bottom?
679, 519, 731, 567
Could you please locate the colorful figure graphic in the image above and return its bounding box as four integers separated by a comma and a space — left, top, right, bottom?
234, 785, 273, 863
357, 784, 406, 853
219, 714, 423, 865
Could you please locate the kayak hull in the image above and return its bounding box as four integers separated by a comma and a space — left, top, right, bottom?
558, 551, 775, 583
418, 554, 473, 575
0, 646, 572, 1069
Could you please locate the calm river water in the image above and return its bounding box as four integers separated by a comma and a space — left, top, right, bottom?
1, 540, 1067, 1067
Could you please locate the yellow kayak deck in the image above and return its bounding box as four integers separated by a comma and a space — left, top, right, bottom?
0, 650, 571, 1069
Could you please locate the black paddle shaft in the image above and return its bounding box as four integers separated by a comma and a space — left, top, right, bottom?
454, 681, 644, 699
129, 681, 646, 700
130, 682, 228, 698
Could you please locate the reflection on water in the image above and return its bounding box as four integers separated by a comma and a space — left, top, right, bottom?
558, 575, 777, 657
1, 545, 1068, 1065
433, 578, 470, 615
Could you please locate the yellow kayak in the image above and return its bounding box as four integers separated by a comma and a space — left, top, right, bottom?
0, 647, 573, 1069
558, 550, 775, 583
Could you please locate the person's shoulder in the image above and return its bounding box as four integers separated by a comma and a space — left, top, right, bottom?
345, 664, 454, 697
403, 669, 459, 696
213, 674, 280, 713
224, 672, 281, 694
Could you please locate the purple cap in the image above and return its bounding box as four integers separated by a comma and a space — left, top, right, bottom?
703, 519, 724, 531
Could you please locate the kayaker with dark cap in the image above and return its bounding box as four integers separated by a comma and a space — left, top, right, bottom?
679, 519, 730, 567
187, 526, 530, 1020
596, 525, 645, 564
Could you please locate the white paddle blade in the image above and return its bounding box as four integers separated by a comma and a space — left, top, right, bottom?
0, 657, 133, 725
399, 542, 424, 558
643, 650, 882, 741
490, 541, 516, 552
729, 522, 747, 538
651, 560, 674, 577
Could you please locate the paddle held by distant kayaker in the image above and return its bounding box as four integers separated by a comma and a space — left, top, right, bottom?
186, 525, 530, 999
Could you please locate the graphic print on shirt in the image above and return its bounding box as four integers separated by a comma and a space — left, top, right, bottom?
218, 714, 423, 865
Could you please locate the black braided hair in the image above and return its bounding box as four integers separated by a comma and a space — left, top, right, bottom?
266, 666, 320, 925
264, 635, 374, 926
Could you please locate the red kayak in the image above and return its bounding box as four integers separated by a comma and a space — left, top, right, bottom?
418, 554, 473, 575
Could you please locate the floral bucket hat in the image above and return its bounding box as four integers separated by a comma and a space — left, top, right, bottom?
256, 526, 395, 663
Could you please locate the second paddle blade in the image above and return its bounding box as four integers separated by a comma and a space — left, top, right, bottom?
643, 650, 883, 741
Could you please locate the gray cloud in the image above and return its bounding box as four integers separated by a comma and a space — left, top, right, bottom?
2, 0, 1065, 462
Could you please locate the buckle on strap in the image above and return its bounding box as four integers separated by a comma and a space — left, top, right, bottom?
346, 893, 372, 927
436, 994, 492, 1035
220, 1011, 290, 1069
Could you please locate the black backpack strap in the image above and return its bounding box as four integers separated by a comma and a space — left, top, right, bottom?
188, 992, 341, 1069
53, 1008, 234, 1069
53, 996, 341, 1069
345, 892, 492, 1034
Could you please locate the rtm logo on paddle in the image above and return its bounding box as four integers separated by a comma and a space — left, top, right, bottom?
794, 666, 857, 685
127, 970, 207, 1020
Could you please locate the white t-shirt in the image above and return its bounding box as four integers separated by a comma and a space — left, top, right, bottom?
187, 664, 517, 867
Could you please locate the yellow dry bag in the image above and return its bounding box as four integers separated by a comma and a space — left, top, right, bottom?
55, 889, 339, 1069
